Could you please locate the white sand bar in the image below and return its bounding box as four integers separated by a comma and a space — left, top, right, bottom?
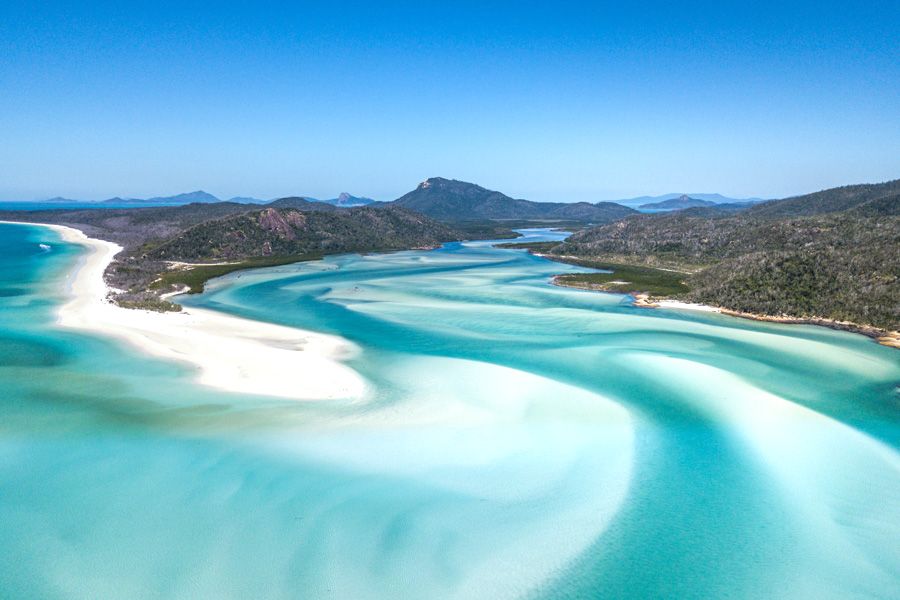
22, 222, 366, 400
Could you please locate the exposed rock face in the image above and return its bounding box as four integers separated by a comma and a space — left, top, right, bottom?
258, 208, 295, 240
137, 206, 459, 262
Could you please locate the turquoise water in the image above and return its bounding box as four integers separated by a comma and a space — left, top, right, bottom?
1, 223, 898, 599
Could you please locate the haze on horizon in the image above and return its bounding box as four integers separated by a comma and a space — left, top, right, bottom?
1, 1, 898, 203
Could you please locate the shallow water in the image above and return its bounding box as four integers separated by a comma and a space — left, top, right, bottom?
1, 224, 898, 599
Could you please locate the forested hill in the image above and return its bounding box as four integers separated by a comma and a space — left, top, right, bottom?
0, 202, 459, 311
390, 177, 637, 223
145, 206, 456, 261
552, 180, 900, 332
745, 179, 900, 219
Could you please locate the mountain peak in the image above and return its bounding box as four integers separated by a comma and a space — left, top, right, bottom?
419, 177, 453, 190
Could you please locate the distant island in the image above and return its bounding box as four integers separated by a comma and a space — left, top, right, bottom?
611, 192, 768, 208
31, 190, 377, 207
388, 177, 637, 223
639, 195, 717, 210
322, 192, 376, 207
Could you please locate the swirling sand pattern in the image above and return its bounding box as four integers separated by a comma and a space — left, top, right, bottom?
0, 225, 898, 599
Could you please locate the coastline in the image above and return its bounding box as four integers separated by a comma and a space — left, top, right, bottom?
550, 275, 900, 350
9, 221, 366, 400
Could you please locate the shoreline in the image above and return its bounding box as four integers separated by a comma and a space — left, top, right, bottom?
550, 275, 900, 350
8, 221, 367, 400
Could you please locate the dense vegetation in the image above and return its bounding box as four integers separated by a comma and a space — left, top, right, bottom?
554, 262, 690, 296
745, 180, 900, 219
145, 206, 455, 261
390, 177, 637, 223
153, 254, 324, 295
551, 180, 900, 331
495, 241, 560, 252
0, 202, 461, 310
496, 241, 690, 296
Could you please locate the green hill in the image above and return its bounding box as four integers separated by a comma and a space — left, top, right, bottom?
145, 206, 455, 261
745, 179, 900, 219
391, 177, 636, 223
551, 180, 900, 332
0, 202, 460, 311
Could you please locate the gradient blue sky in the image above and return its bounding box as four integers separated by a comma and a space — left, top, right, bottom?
1, 1, 898, 202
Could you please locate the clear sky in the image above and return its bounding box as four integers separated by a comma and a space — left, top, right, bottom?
1, 1, 898, 202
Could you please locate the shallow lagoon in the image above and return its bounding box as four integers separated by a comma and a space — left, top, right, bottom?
1, 224, 898, 599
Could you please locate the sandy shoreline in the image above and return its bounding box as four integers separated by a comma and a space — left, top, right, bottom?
636, 291, 899, 347
9, 221, 366, 400
550, 277, 899, 350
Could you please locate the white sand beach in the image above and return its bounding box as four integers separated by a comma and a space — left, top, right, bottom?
654, 299, 721, 312
26, 223, 366, 400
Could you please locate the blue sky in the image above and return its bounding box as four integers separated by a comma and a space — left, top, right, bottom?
1, 1, 898, 202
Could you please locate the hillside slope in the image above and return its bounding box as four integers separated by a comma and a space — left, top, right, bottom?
146, 206, 456, 261
0, 202, 255, 246
746, 179, 900, 219
552, 180, 900, 331
1, 202, 460, 311
391, 177, 636, 223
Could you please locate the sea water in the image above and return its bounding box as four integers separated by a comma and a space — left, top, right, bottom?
1, 223, 898, 599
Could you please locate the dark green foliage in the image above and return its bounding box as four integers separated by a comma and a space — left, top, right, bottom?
686, 243, 898, 330
0, 201, 464, 308
494, 241, 560, 252
154, 255, 323, 294
555, 262, 690, 296
745, 179, 900, 219
554, 180, 900, 330
266, 197, 340, 211
496, 241, 690, 296
116, 298, 181, 312
454, 223, 520, 240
